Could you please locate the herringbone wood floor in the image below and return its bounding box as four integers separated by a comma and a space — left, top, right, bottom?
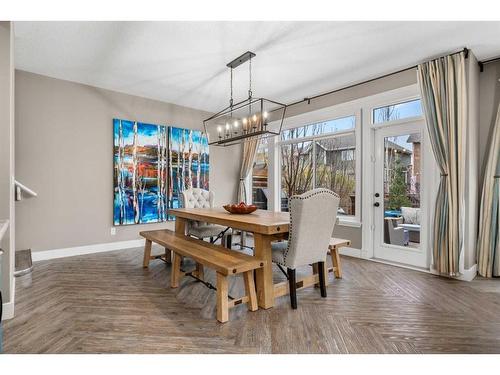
4, 246, 500, 353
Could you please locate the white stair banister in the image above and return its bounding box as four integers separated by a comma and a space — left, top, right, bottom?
14, 180, 38, 201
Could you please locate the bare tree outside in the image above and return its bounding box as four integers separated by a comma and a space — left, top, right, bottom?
280, 122, 356, 214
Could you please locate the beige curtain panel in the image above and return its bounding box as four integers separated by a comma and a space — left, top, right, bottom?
477, 103, 500, 277
237, 138, 259, 203
417, 52, 467, 276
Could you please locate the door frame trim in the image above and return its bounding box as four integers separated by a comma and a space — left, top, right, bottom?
369, 120, 435, 269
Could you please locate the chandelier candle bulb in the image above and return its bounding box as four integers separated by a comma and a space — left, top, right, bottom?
217, 126, 222, 139
242, 117, 247, 133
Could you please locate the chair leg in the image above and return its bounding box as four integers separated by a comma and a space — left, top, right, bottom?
243, 271, 258, 312
143, 239, 152, 268
216, 272, 229, 323
171, 252, 182, 288
225, 234, 232, 249
287, 268, 297, 309
318, 261, 327, 298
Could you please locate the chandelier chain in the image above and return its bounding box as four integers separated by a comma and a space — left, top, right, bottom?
248, 56, 253, 99
230, 67, 234, 108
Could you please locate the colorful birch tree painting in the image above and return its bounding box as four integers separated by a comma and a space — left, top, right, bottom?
113, 119, 168, 225
167, 126, 209, 219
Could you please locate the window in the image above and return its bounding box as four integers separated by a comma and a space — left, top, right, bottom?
280, 141, 313, 211
373, 99, 423, 124
281, 115, 355, 141
340, 149, 355, 161
279, 115, 357, 217
251, 138, 269, 209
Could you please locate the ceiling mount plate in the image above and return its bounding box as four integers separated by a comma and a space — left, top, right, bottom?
226, 51, 256, 69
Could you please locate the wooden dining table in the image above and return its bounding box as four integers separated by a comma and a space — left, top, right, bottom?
169, 208, 290, 309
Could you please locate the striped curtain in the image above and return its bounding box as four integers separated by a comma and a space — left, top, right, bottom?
417, 52, 467, 276
477, 104, 500, 277
237, 138, 259, 203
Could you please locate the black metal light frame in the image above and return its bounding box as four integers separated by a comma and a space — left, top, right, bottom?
203, 97, 287, 146
203, 51, 287, 146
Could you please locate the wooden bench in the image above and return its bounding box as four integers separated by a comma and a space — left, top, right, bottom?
328, 237, 350, 278
139, 229, 264, 323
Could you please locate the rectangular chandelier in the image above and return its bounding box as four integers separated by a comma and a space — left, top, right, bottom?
203, 51, 287, 146
203, 97, 287, 146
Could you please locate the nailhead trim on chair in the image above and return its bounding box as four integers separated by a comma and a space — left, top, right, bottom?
281, 188, 340, 266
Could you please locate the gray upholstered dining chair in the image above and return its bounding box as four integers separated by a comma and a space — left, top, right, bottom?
271, 188, 340, 309
180, 188, 232, 247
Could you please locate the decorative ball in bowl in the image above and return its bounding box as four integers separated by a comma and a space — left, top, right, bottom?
223, 202, 258, 214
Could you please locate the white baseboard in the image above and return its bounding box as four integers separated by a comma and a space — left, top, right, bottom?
2, 277, 15, 320
456, 264, 478, 282
339, 246, 362, 258
429, 263, 478, 281
31, 239, 146, 262
2, 300, 14, 320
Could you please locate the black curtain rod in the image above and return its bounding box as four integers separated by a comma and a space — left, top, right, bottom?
285, 47, 469, 109
478, 56, 500, 72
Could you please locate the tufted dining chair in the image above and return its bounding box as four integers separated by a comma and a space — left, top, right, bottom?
271, 188, 340, 309
180, 188, 232, 247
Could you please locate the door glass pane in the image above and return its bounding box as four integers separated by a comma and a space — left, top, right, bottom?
280, 141, 313, 212
315, 134, 356, 216
382, 133, 421, 249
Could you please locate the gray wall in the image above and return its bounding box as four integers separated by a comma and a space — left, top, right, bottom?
0, 22, 15, 310
15, 70, 241, 252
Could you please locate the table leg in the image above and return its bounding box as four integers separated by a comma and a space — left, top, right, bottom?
253, 233, 274, 309
142, 239, 152, 268
175, 217, 186, 235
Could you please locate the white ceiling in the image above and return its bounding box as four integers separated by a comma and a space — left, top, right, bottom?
14, 21, 500, 112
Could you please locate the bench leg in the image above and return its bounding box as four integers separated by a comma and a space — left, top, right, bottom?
216, 272, 229, 323
243, 271, 258, 312
330, 246, 342, 278
143, 239, 152, 268
171, 252, 182, 288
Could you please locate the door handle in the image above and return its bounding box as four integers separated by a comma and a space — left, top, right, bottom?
373, 202, 380, 207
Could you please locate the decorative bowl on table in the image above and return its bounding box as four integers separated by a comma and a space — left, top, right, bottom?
223, 202, 258, 214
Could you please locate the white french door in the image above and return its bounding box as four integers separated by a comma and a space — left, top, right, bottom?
372, 121, 434, 268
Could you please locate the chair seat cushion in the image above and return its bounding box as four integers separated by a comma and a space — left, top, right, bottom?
271, 240, 288, 266
188, 223, 230, 239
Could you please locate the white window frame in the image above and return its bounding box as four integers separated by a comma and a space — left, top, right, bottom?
268, 103, 362, 227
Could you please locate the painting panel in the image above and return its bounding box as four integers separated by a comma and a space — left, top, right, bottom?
167, 126, 209, 219
113, 119, 168, 225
